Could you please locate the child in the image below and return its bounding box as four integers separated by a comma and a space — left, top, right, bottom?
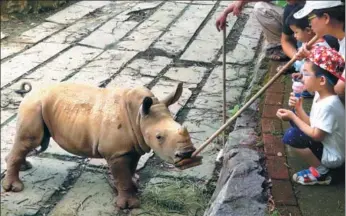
293, 0, 345, 102
285, 5, 332, 97
276, 46, 345, 185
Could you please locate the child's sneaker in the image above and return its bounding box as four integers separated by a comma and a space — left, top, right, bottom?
292, 167, 332, 185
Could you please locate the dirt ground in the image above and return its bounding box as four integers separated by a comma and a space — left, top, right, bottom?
1, 0, 78, 37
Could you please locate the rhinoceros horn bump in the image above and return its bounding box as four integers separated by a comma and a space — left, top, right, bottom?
141, 97, 153, 115
179, 126, 189, 136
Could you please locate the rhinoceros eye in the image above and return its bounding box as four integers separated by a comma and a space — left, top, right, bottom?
156, 134, 162, 140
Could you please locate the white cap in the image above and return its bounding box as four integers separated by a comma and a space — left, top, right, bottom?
293, 1, 344, 19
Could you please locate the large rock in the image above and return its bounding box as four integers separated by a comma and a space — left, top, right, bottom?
204, 148, 267, 216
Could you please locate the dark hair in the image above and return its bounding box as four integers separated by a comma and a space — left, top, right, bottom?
312, 64, 339, 86
286, 5, 310, 30
313, 5, 345, 31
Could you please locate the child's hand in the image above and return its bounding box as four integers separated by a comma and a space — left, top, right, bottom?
291, 72, 302, 80
295, 43, 310, 60
276, 109, 294, 121
288, 92, 303, 108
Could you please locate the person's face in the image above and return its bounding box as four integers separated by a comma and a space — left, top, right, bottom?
289, 25, 313, 43
301, 61, 326, 92
308, 13, 329, 36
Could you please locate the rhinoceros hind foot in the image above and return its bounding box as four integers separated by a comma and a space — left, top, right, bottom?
116, 195, 140, 209
20, 160, 32, 171
2, 177, 24, 192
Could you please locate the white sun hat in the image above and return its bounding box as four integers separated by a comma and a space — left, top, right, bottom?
293, 1, 344, 19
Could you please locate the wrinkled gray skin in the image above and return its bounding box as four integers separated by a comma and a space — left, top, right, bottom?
2, 82, 196, 209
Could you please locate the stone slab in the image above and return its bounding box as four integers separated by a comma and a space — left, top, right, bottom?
48, 171, 116, 216
116, 2, 187, 52
192, 0, 218, 4
107, 73, 153, 89
46, 1, 112, 24
164, 66, 206, 84
117, 28, 162, 52
151, 79, 194, 117
1, 46, 102, 124
67, 50, 138, 86
0, 42, 30, 60
75, 1, 112, 9
1, 32, 6, 40
124, 56, 172, 77
9, 22, 64, 44
78, 9, 139, 49
0, 42, 70, 88
153, 4, 215, 55
180, 5, 238, 63
46, 2, 136, 44
127, 1, 162, 13
1, 158, 78, 216
193, 88, 243, 110
218, 35, 259, 64
138, 2, 188, 31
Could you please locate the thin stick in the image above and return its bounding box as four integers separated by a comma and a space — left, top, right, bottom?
222, 27, 227, 147
191, 35, 319, 158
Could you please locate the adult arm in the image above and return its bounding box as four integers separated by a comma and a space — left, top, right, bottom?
281, 32, 297, 59
216, 0, 271, 31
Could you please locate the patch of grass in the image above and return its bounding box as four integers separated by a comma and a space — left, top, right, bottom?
228, 104, 240, 117
265, 209, 281, 216
139, 178, 209, 216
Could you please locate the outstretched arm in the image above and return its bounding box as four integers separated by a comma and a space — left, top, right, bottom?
216, 0, 271, 31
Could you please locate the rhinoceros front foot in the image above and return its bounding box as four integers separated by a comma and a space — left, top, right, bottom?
2, 175, 24, 192
116, 193, 140, 209
107, 156, 141, 209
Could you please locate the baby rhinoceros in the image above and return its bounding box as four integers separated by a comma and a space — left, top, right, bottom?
2, 82, 197, 209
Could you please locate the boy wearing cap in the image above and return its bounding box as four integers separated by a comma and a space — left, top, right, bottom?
276, 46, 345, 185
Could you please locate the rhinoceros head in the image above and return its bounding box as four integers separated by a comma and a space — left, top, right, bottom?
136, 82, 196, 164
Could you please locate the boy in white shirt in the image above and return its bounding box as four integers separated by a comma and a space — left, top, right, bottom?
276, 46, 345, 185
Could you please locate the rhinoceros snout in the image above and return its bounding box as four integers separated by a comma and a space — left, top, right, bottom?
174, 147, 196, 159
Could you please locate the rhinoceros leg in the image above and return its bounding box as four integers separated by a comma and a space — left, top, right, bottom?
2, 105, 45, 192
129, 153, 140, 191
107, 155, 140, 209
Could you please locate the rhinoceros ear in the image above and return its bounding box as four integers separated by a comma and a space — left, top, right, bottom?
141, 97, 153, 115
161, 82, 183, 107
